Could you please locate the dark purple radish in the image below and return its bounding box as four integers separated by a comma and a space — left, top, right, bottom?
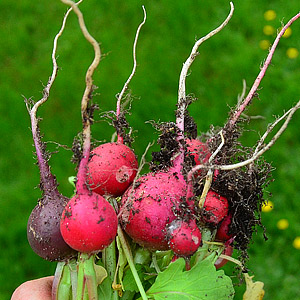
119, 171, 188, 251
86, 142, 138, 197
167, 219, 202, 257
26, 103, 76, 261
27, 192, 76, 261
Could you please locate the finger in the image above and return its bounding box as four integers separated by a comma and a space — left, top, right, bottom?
11, 276, 54, 300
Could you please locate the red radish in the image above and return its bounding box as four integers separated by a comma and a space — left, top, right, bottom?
214, 245, 233, 269
215, 214, 233, 241
201, 190, 229, 225
119, 171, 188, 251
60, 192, 118, 253
87, 142, 138, 197
167, 219, 202, 257
186, 138, 211, 166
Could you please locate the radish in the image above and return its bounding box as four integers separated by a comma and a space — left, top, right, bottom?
60, 192, 118, 253
215, 214, 233, 241
214, 245, 233, 269
60, 113, 118, 254
86, 142, 138, 197
167, 219, 202, 257
186, 138, 211, 168
119, 171, 188, 250
27, 191, 76, 262
26, 100, 76, 262
201, 190, 229, 225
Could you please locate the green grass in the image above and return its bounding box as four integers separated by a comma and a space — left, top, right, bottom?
1, 0, 300, 299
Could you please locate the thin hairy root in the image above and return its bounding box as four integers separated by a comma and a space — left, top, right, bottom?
228, 11, 300, 128
28, 2, 81, 128
237, 80, 265, 120
173, 2, 234, 172
219, 254, 243, 268
237, 80, 247, 106
60, 0, 101, 191
25, 2, 80, 191
177, 2, 234, 133
198, 131, 225, 209
116, 6, 147, 143
191, 100, 300, 173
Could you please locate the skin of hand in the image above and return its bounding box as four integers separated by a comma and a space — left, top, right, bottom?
11, 276, 53, 300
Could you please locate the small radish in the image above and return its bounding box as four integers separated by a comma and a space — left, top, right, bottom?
167, 219, 202, 257
214, 245, 233, 269
119, 171, 188, 251
26, 100, 76, 262
186, 138, 211, 167
60, 192, 118, 253
87, 142, 138, 197
27, 191, 77, 261
215, 214, 233, 241
201, 190, 229, 225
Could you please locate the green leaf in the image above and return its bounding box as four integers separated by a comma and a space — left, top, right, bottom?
146, 257, 234, 300
123, 264, 144, 292
98, 276, 113, 300
117, 236, 128, 288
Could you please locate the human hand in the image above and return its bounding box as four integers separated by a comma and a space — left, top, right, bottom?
11, 276, 53, 300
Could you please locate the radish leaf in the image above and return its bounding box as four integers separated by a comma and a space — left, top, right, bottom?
146, 257, 234, 300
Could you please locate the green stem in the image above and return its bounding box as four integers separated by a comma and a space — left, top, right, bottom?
57, 263, 72, 300
68, 259, 78, 300
52, 262, 65, 300
193, 228, 212, 265
83, 254, 98, 300
77, 254, 86, 300
104, 239, 119, 300
117, 226, 148, 300
152, 253, 161, 274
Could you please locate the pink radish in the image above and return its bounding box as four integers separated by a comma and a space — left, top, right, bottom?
186, 138, 211, 167
119, 171, 188, 251
215, 214, 233, 241
167, 219, 202, 257
201, 190, 229, 225
60, 192, 118, 253
60, 128, 118, 254
86, 142, 138, 197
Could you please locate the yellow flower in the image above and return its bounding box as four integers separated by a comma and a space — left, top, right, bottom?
277, 219, 289, 230
283, 27, 292, 38
293, 237, 300, 249
286, 48, 299, 59
259, 40, 270, 50
263, 25, 275, 36
262, 201, 274, 212
264, 10, 277, 21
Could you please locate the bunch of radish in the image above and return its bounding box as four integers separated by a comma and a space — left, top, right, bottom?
23, 1, 300, 300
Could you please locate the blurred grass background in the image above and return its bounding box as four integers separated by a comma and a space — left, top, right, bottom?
0, 0, 300, 299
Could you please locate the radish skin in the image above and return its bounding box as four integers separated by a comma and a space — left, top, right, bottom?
119, 171, 188, 250
87, 142, 138, 197
60, 192, 118, 253
202, 190, 229, 225
167, 219, 202, 257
